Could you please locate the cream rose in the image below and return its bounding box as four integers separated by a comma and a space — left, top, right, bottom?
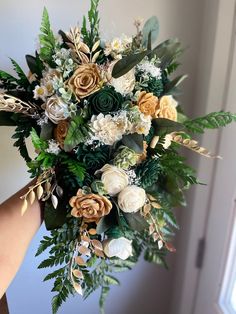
44, 96, 69, 124
110, 68, 136, 96
103, 237, 133, 260
97, 164, 129, 196
118, 185, 146, 213
156, 95, 178, 121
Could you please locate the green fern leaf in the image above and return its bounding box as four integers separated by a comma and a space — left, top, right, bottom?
39, 7, 56, 64
64, 116, 89, 152
61, 158, 86, 181
184, 111, 236, 134
10, 58, 29, 88
43, 268, 64, 282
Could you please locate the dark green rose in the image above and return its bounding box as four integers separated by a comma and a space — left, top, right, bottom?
88, 86, 123, 115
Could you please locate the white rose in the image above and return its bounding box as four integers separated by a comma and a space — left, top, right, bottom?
97, 164, 129, 196
103, 237, 133, 260
110, 68, 136, 96
118, 185, 146, 213
44, 95, 69, 124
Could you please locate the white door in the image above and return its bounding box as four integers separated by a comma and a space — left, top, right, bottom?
193, 8, 236, 314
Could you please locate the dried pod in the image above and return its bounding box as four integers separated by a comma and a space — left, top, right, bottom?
80, 43, 90, 54
149, 224, 155, 235
75, 256, 86, 266
81, 235, 90, 243
29, 190, 36, 205
37, 185, 44, 200
153, 232, 159, 242
51, 194, 58, 209
143, 203, 151, 215
45, 181, 51, 193
21, 198, 28, 216
165, 242, 176, 252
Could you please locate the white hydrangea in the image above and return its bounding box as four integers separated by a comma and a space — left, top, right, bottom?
110, 68, 136, 96
90, 113, 129, 145
137, 61, 162, 79
130, 112, 152, 136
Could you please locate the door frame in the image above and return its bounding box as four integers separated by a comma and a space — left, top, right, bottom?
170, 0, 236, 313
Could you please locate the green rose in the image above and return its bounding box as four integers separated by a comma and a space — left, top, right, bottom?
88, 86, 123, 115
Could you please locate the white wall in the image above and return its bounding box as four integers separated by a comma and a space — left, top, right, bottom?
0, 0, 204, 313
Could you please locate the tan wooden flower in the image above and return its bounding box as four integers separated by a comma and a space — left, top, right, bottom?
137, 91, 159, 117
68, 63, 102, 99
69, 189, 112, 223
155, 95, 178, 121
54, 120, 69, 148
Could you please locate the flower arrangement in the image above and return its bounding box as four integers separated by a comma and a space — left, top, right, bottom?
0, 1, 235, 313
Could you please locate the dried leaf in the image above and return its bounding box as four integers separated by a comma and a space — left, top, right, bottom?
80, 43, 90, 54
91, 239, 103, 250
149, 224, 155, 235
28, 190, 36, 205
73, 269, 84, 279
75, 256, 86, 266
147, 194, 157, 202
92, 40, 100, 52
51, 194, 58, 209
92, 50, 101, 63
21, 198, 28, 216
171, 132, 222, 158
36, 185, 44, 200
73, 282, 83, 295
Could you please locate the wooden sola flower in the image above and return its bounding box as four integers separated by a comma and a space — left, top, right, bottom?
0, 1, 235, 314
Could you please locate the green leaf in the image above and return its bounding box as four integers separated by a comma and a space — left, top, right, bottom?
144, 249, 168, 268
26, 53, 44, 79
40, 122, 54, 140
103, 275, 120, 286
112, 50, 148, 79
52, 294, 63, 314
43, 268, 64, 282
123, 212, 149, 232
64, 116, 89, 152
61, 157, 86, 181
121, 133, 144, 153
44, 201, 67, 231
39, 7, 56, 64
152, 118, 185, 136
142, 16, 159, 47
151, 38, 183, 69
12, 122, 32, 162
10, 58, 29, 88
183, 111, 236, 134
0, 111, 16, 126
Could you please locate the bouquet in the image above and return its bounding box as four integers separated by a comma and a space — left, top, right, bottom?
0, 1, 235, 313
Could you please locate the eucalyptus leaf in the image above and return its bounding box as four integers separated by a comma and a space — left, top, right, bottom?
123, 212, 149, 232
122, 133, 144, 153
152, 118, 185, 136
142, 16, 159, 47
112, 50, 148, 79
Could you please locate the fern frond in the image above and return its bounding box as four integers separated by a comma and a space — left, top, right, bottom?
184, 111, 236, 134
64, 116, 89, 152
39, 7, 56, 64
61, 158, 86, 181
10, 58, 29, 88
